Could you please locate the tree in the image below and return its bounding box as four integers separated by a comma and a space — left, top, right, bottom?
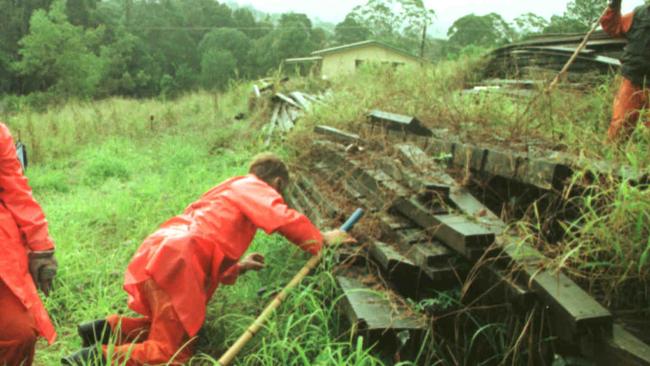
201, 49, 236, 90
14, 0, 104, 97
348, 0, 435, 55
199, 28, 251, 76
513, 13, 549, 39
233, 8, 264, 39
566, 0, 608, 28
447, 13, 513, 49
334, 14, 371, 44
199, 28, 251, 66
545, 0, 607, 33
65, 0, 98, 27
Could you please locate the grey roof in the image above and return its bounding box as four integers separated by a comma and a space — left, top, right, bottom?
311, 40, 424, 62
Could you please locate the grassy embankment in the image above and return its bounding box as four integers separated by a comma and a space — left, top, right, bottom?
4, 54, 648, 365
4, 85, 386, 365
290, 58, 649, 331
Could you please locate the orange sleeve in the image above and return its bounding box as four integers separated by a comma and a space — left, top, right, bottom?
219, 263, 241, 285
0, 123, 54, 252
229, 176, 323, 255
601, 8, 634, 37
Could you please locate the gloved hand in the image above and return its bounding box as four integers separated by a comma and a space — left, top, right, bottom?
322, 229, 357, 247
29, 250, 57, 296
240, 252, 265, 274
609, 0, 622, 10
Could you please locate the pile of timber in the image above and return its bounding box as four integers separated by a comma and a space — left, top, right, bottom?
483, 30, 624, 87
261, 90, 328, 144
287, 110, 650, 365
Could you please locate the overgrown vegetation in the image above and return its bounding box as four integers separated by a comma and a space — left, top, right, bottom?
3, 24, 648, 363
288, 58, 649, 357
2, 86, 399, 365
0, 0, 624, 105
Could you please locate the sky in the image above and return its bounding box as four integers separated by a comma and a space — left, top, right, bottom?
229, 0, 646, 37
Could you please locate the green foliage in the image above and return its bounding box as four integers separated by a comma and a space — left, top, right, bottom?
199, 28, 252, 75
1, 0, 345, 100
11, 85, 393, 365
201, 50, 237, 91
347, 0, 436, 55
14, 0, 104, 98
447, 13, 513, 49
513, 13, 550, 40
545, 0, 608, 33
334, 14, 371, 45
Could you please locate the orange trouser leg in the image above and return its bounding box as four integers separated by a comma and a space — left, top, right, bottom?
0, 279, 38, 366
104, 280, 194, 366
609, 78, 649, 141
106, 315, 151, 344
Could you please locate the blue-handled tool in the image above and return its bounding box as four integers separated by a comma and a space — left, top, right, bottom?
340, 208, 364, 232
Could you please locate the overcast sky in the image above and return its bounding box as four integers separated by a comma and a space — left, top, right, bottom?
230, 0, 646, 36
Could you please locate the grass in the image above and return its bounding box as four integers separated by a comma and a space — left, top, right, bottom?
289, 58, 649, 309
4, 53, 649, 365
1, 88, 392, 365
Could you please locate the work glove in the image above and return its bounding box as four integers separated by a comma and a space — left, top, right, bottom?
322, 229, 357, 247
29, 250, 57, 296
609, 0, 622, 10
240, 252, 265, 274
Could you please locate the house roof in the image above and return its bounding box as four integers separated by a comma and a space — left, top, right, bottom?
284, 56, 323, 64
311, 40, 424, 62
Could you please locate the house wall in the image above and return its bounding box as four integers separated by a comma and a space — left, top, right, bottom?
320, 44, 419, 79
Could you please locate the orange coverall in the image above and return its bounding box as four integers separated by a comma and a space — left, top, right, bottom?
601, 8, 650, 140
106, 174, 323, 365
0, 123, 56, 365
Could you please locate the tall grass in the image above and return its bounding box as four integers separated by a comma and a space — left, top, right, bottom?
4, 87, 389, 365
288, 57, 649, 340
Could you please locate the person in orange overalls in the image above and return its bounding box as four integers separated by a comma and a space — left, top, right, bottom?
0, 122, 58, 365
601, 0, 650, 141
62, 153, 353, 365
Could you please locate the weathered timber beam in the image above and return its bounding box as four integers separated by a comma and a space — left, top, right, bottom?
375, 215, 458, 289
590, 324, 650, 366
336, 275, 426, 332
395, 143, 508, 233
465, 265, 536, 310
314, 125, 363, 145
391, 197, 495, 261
369, 241, 419, 279
502, 238, 612, 341
368, 110, 433, 137
296, 173, 339, 219
290, 182, 322, 226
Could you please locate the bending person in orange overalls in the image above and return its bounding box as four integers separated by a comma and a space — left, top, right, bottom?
0, 123, 58, 365
62, 153, 354, 365
601, 0, 650, 141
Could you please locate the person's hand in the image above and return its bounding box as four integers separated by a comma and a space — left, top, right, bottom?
240, 252, 265, 274
609, 0, 621, 10
322, 229, 357, 247
29, 250, 57, 296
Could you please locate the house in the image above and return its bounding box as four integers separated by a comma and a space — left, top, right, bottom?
285, 40, 424, 79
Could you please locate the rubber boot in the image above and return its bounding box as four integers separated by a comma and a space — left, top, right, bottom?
61, 346, 106, 366
78, 319, 112, 347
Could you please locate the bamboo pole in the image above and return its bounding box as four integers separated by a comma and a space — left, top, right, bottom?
547, 6, 610, 92
217, 252, 322, 366
218, 209, 364, 366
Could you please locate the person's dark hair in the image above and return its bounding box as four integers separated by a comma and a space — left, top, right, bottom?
248, 153, 290, 184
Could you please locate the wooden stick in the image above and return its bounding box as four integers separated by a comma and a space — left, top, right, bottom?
218, 252, 322, 366
218, 209, 364, 365
547, 6, 610, 92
